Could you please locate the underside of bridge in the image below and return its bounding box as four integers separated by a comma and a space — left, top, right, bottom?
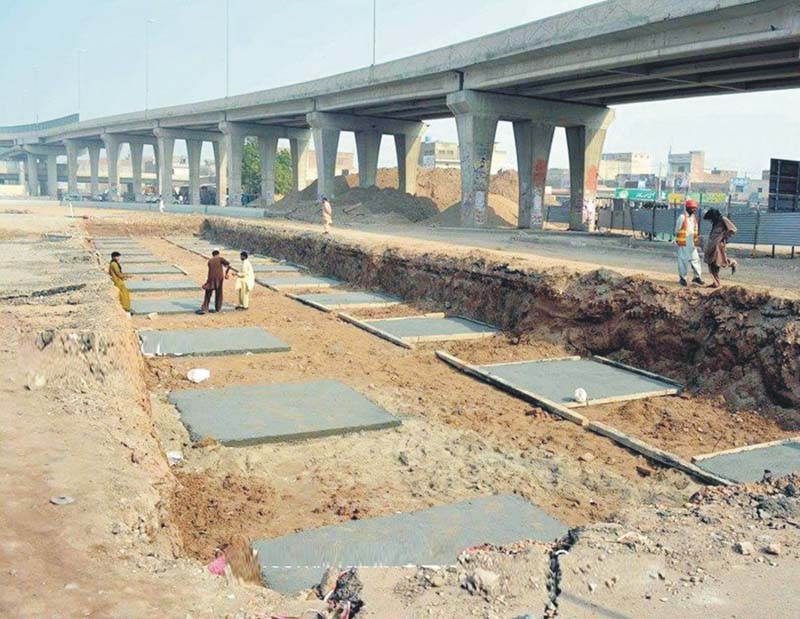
1, 0, 798, 228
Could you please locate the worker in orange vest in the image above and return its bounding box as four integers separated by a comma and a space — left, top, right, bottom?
675, 199, 705, 287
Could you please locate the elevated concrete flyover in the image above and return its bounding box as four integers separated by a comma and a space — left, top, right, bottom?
1, 0, 797, 228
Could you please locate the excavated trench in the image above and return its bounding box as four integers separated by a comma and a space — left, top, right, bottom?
203, 218, 800, 428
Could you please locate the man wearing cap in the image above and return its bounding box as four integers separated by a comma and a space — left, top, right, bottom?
675, 199, 704, 287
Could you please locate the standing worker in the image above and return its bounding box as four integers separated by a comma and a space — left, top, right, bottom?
197, 250, 231, 315
703, 208, 738, 288
234, 251, 255, 310
108, 251, 131, 312
321, 195, 333, 234
675, 199, 705, 287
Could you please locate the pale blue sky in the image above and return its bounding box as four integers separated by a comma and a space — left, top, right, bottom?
1, 0, 798, 176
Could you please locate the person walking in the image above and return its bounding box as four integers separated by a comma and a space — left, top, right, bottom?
675, 199, 704, 287
321, 195, 333, 234
703, 207, 738, 288
108, 251, 131, 312
234, 251, 255, 310
197, 250, 231, 314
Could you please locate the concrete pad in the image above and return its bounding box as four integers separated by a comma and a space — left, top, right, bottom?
116, 256, 163, 263
292, 290, 401, 311
474, 357, 679, 408
256, 275, 341, 290
362, 315, 498, 344
169, 380, 400, 447
252, 494, 567, 592
694, 439, 800, 483
251, 263, 305, 273
127, 280, 198, 292
139, 326, 289, 356
124, 264, 184, 275
129, 298, 232, 315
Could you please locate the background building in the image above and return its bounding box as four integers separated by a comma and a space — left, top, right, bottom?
667, 150, 737, 192
419, 140, 508, 174
599, 152, 651, 184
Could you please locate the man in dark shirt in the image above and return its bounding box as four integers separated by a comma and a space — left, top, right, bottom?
197, 250, 231, 314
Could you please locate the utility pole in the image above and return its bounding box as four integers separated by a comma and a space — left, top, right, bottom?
33, 66, 39, 123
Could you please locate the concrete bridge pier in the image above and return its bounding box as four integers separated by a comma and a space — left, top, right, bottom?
307, 111, 425, 199
153, 130, 175, 201
25, 153, 38, 196
447, 90, 614, 230
129, 142, 144, 201
566, 122, 612, 232
258, 134, 278, 205
212, 141, 227, 206
45, 155, 58, 199
17, 156, 26, 189
219, 123, 246, 206
513, 121, 555, 230
88, 144, 100, 197
289, 134, 311, 193
101, 134, 121, 201
65, 140, 81, 195
186, 139, 202, 205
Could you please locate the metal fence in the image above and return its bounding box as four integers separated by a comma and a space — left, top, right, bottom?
597, 206, 800, 249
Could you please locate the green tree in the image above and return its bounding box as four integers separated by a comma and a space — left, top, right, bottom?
241, 138, 294, 198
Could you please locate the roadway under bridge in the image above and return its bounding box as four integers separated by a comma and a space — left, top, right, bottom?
1, 0, 798, 229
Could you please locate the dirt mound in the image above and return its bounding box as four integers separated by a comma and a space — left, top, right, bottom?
428, 194, 519, 227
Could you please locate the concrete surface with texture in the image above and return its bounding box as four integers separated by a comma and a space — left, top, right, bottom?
124, 264, 184, 275
256, 275, 341, 290
139, 326, 289, 356
252, 494, 566, 592
293, 290, 401, 310
169, 379, 400, 446
129, 298, 231, 315
364, 315, 498, 343
695, 439, 800, 483
127, 280, 198, 292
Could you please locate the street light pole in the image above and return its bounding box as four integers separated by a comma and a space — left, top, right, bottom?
225, 0, 230, 97
145, 18, 156, 114
33, 66, 39, 123
372, 0, 376, 66
77, 49, 87, 118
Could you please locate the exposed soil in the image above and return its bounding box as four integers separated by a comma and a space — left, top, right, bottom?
203, 218, 800, 426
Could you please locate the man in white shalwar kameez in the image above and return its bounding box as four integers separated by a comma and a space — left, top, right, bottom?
234, 251, 256, 310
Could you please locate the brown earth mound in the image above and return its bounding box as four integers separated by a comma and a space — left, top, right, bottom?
428, 194, 519, 227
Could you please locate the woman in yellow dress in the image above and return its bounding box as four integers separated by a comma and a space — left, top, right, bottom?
108, 251, 131, 311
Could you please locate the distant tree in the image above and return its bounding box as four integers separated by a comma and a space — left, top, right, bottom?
241, 138, 294, 199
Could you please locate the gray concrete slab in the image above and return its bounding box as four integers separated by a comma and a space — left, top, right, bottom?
695, 440, 800, 483
293, 290, 401, 310
251, 263, 305, 273
257, 275, 341, 290
124, 264, 184, 275
365, 316, 498, 343
115, 256, 163, 263
475, 358, 679, 407
169, 379, 400, 446
252, 494, 567, 592
129, 298, 232, 315
127, 280, 198, 292
139, 326, 289, 356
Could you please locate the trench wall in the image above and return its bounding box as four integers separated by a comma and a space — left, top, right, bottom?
202, 218, 800, 428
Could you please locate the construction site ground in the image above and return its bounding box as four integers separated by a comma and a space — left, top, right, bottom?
2, 202, 799, 618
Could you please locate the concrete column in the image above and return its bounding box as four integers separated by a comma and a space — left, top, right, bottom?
46, 155, 58, 199
156, 135, 175, 201
212, 140, 227, 206
18, 157, 26, 190
513, 121, 555, 229
88, 144, 100, 197
65, 140, 80, 195
25, 153, 38, 196
394, 125, 425, 195
289, 134, 311, 192
452, 112, 498, 227
258, 134, 278, 205
129, 142, 144, 201
186, 139, 202, 206
354, 130, 381, 188
101, 135, 121, 201
311, 127, 340, 200
566, 124, 609, 231
222, 130, 244, 206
